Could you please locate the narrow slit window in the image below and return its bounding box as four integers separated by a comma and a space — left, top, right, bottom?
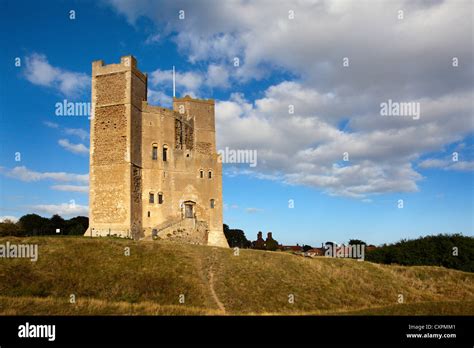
163, 146, 168, 162
208, 171, 212, 179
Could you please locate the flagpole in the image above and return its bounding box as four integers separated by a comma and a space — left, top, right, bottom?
172, 65, 176, 98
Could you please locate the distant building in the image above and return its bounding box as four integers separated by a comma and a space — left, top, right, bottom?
252, 231, 266, 249
251, 231, 279, 250
281, 244, 303, 252
366, 245, 377, 252
305, 248, 325, 257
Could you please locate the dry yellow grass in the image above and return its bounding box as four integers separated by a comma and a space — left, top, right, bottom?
0, 296, 220, 315
0, 236, 472, 315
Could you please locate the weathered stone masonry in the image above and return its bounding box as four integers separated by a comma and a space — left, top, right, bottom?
85, 56, 229, 248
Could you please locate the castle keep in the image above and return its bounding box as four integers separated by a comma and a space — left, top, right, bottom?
85, 56, 228, 248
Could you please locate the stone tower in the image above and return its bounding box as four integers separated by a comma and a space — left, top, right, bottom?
86, 56, 228, 248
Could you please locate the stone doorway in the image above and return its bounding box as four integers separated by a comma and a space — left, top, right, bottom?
185, 203, 194, 218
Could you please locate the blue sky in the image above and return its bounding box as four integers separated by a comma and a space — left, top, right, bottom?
0, 0, 473, 246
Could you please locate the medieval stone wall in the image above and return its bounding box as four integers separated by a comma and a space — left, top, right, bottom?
92, 105, 127, 165
87, 56, 227, 247
95, 73, 126, 105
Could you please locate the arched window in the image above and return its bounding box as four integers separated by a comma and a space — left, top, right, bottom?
208, 170, 212, 179
200, 170, 204, 178
158, 192, 163, 204
149, 193, 154, 204
210, 199, 215, 209
152, 144, 158, 160
163, 145, 168, 162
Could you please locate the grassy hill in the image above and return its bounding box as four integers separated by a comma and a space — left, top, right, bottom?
0, 236, 473, 315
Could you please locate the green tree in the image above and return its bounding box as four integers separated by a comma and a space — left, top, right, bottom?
18, 214, 48, 235
48, 214, 66, 234
366, 234, 474, 272
348, 239, 366, 245
66, 216, 89, 235
265, 238, 279, 251
223, 224, 251, 248
0, 219, 23, 237
15, 214, 89, 236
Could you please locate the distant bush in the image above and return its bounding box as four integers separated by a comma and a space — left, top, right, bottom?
366, 233, 474, 272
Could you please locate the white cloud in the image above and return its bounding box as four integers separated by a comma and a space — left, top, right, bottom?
24, 53, 90, 97
106, 0, 473, 198
419, 158, 474, 172
43, 121, 89, 142
64, 128, 89, 141
29, 203, 88, 218
0, 166, 88, 184
175, 32, 242, 66
418, 159, 449, 169
148, 89, 172, 106
0, 216, 19, 223
245, 207, 263, 214
106, 0, 472, 92
150, 68, 203, 92
50, 185, 89, 193
144, 33, 161, 44
58, 139, 89, 155
224, 203, 239, 211
215, 82, 472, 197
449, 161, 474, 171
148, 64, 231, 100
43, 121, 59, 128
206, 64, 229, 88
285, 162, 422, 198
148, 68, 205, 102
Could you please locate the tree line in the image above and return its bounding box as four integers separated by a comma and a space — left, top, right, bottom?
365, 233, 474, 272
0, 214, 88, 237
